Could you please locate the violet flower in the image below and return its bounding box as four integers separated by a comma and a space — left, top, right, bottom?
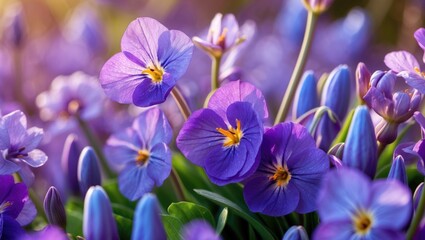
36, 71, 105, 124
100, 17, 193, 107
18, 226, 68, 240
176, 81, 266, 185
314, 168, 412, 239
364, 70, 421, 143
293, 71, 319, 119
192, 13, 246, 58
104, 107, 172, 200
388, 155, 408, 185
0, 174, 37, 239
243, 122, 329, 216
384, 28, 425, 94
0, 110, 47, 185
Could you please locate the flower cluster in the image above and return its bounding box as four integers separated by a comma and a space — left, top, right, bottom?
2, 0, 425, 239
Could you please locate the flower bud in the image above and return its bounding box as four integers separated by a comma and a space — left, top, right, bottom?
61, 134, 81, 195
131, 193, 166, 240
294, 71, 319, 119
355, 62, 371, 103
282, 225, 309, 240
342, 106, 378, 178
387, 155, 407, 185
413, 182, 424, 211
43, 186, 67, 229
78, 147, 101, 196
321, 65, 351, 121
83, 186, 118, 240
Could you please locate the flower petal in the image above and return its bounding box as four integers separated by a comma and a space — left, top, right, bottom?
146, 143, 171, 186
121, 17, 167, 65
22, 149, 48, 167
369, 180, 412, 229
99, 52, 145, 104
131, 73, 174, 107
317, 168, 370, 222
133, 107, 172, 146
384, 51, 420, 73
313, 221, 355, 240
398, 71, 425, 94
118, 162, 155, 201
176, 108, 226, 167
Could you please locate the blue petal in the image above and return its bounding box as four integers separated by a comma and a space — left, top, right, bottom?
132, 107, 172, 145
146, 143, 171, 186
132, 74, 174, 107
119, 162, 155, 201
131, 194, 166, 240
313, 220, 355, 240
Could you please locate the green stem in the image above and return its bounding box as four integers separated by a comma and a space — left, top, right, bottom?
406, 178, 425, 240
274, 11, 318, 125
170, 168, 186, 201
377, 141, 387, 157
76, 116, 114, 178
29, 188, 48, 223
211, 56, 222, 91
171, 87, 191, 121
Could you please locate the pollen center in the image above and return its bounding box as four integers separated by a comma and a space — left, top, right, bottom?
269, 166, 291, 187
142, 65, 164, 83
217, 28, 228, 49
353, 211, 373, 235
414, 66, 425, 78
216, 119, 243, 147
135, 149, 150, 166
0, 201, 12, 213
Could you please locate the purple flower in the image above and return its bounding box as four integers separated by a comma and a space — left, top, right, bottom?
384, 28, 425, 93
18, 226, 68, 240
36, 71, 105, 123
243, 122, 329, 216
182, 220, 221, 240
131, 193, 166, 240
314, 168, 412, 239
0, 110, 47, 185
282, 226, 308, 240
0, 175, 37, 239
100, 17, 193, 107
176, 81, 266, 185
364, 70, 421, 143
104, 107, 172, 200
302, 0, 334, 13
192, 13, 246, 58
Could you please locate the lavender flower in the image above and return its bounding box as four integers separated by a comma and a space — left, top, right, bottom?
36, 71, 105, 123
177, 81, 265, 185
182, 220, 221, 240
43, 186, 66, 229
243, 122, 329, 216
192, 13, 246, 58
384, 28, 425, 93
0, 110, 47, 185
104, 107, 172, 200
0, 175, 37, 239
314, 168, 412, 239
78, 147, 102, 196
364, 70, 421, 143
100, 17, 193, 107
355, 62, 371, 103
18, 226, 68, 240
282, 226, 309, 240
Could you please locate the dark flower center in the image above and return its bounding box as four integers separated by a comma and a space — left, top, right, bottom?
353, 211, 373, 235
135, 149, 150, 166
142, 65, 164, 84
7, 146, 27, 159
216, 119, 243, 147
269, 166, 291, 187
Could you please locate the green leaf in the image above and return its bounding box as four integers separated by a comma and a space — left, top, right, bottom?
162, 214, 184, 240
114, 214, 133, 240
168, 201, 215, 227
111, 203, 134, 219
65, 197, 84, 237
216, 207, 228, 234
103, 179, 136, 209
194, 189, 276, 240
248, 225, 256, 240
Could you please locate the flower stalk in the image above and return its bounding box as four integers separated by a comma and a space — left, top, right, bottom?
275, 11, 318, 124
211, 55, 222, 91
406, 178, 425, 240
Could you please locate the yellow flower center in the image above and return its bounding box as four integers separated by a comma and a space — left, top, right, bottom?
135, 149, 150, 166
353, 211, 373, 235
216, 119, 243, 147
269, 166, 291, 187
142, 65, 164, 83
414, 67, 425, 78
216, 28, 228, 49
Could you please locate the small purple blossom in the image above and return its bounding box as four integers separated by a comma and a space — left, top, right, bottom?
36, 71, 105, 122
243, 122, 329, 216
384, 28, 425, 93
0, 175, 37, 239
0, 110, 47, 185
192, 13, 246, 58
364, 70, 421, 143
100, 17, 193, 107
104, 107, 172, 200
314, 168, 412, 240
18, 226, 68, 240
176, 81, 265, 185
